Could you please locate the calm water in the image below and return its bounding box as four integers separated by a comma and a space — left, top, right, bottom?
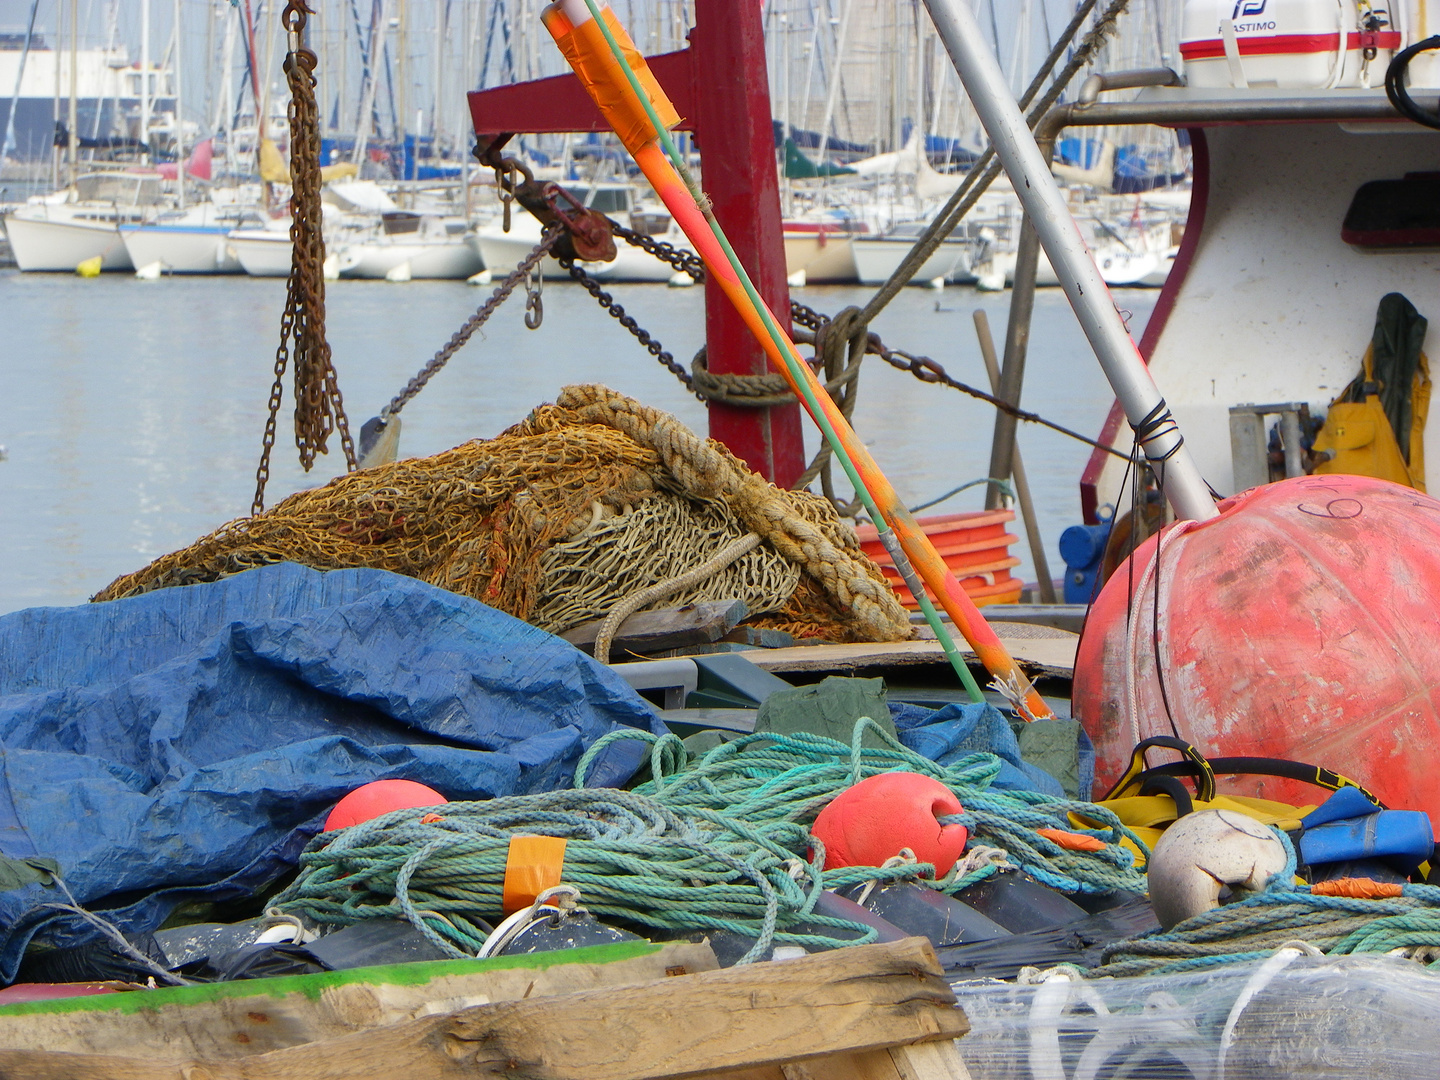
0, 270, 1153, 614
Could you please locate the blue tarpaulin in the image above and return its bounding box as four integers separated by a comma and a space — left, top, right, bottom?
0, 564, 665, 982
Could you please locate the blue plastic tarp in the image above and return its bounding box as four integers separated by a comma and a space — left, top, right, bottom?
0, 563, 665, 982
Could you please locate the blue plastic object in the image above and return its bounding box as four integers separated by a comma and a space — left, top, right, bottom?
1300, 786, 1383, 829
1058, 522, 1112, 604
1299, 811, 1435, 872
0, 563, 666, 983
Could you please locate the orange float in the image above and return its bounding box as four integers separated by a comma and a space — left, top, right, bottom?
1073, 474, 1440, 834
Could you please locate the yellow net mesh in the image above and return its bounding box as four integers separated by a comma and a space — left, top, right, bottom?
95, 385, 912, 644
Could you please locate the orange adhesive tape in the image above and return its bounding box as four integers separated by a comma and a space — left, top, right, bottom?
543, 4, 681, 156
502, 834, 568, 914
1035, 827, 1107, 853
1310, 877, 1404, 899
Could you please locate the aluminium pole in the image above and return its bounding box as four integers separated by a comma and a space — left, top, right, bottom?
923, 0, 1218, 522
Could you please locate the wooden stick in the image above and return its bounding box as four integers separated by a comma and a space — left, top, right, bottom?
973, 310, 1057, 603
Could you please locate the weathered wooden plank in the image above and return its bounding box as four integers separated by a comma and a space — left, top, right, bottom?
0, 941, 717, 1062
0, 938, 966, 1080
561, 600, 748, 656
720, 626, 796, 649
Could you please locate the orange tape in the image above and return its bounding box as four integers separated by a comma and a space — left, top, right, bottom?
502, 834, 568, 914
543, 4, 681, 156
1036, 827, 1107, 853
1310, 877, 1404, 899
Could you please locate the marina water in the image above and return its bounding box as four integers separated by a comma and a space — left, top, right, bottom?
0, 271, 1153, 613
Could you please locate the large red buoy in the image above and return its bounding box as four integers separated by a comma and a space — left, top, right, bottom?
1073, 475, 1440, 833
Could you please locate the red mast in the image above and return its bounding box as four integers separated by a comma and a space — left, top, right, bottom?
467, 0, 805, 486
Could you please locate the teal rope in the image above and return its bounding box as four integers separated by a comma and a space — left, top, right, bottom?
578, 716, 1150, 897
282, 719, 1149, 963
1099, 827, 1440, 976
277, 786, 876, 964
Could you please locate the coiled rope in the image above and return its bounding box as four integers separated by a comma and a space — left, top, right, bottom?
1099, 829, 1440, 977
277, 719, 1147, 966
276, 787, 874, 965
578, 717, 1149, 897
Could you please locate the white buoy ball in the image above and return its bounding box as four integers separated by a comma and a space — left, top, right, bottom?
1147, 809, 1288, 929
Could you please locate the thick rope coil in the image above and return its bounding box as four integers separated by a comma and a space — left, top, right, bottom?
576, 717, 1149, 897
1099, 828, 1440, 977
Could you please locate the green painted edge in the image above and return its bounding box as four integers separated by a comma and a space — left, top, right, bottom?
0, 940, 661, 1018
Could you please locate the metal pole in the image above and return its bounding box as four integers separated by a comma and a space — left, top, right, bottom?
985, 210, 1040, 510
975, 309, 1057, 604
174, 0, 185, 209
924, 0, 1219, 522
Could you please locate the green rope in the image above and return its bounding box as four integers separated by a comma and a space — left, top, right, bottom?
277, 786, 872, 965
1099, 827, 1440, 976
279, 719, 1148, 964
578, 717, 1150, 897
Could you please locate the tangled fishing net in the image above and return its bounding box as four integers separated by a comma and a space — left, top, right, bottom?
95, 385, 910, 644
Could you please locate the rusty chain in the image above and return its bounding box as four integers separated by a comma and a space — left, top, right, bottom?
253, 0, 356, 515
601, 225, 1127, 460
380, 225, 564, 420
560, 255, 703, 399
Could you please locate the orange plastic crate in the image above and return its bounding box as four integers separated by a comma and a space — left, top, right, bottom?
856, 509, 1023, 610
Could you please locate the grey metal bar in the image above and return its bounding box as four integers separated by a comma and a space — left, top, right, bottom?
1077, 67, 1181, 104
974, 310, 1057, 603
1039, 93, 1412, 139
986, 211, 1043, 512
925, 0, 1220, 522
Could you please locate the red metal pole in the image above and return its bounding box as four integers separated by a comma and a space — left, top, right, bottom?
688, 0, 805, 488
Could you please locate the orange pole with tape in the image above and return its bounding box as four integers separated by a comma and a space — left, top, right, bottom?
542, 0, 1052, 720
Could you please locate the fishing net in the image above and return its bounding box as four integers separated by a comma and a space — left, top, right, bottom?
94, 384, 911, 644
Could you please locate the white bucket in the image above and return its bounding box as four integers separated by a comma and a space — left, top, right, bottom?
1180, 0, 1400, 89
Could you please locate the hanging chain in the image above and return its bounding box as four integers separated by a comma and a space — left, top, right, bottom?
595, 225, 1127, 460
523, 257, 545, 329
560, 256, 702, 397
380, 226, 564, 420
253, 0, 356, 516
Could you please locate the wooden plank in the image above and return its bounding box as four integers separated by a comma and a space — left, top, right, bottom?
0, 938, 966, 1080
0, 942, 717, 1062
720, 626, 796, 649
561, 600, 748, 656
732, 637, 1076, 678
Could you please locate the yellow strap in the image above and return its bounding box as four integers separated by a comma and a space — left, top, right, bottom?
502, 834, 568, 914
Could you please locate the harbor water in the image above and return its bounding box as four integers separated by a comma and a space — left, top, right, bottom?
0, 270, 1154, 614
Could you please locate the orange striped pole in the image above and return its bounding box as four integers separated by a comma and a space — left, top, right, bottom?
543, 0, 1052, 719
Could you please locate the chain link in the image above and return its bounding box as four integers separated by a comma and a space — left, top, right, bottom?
601, 225, 1126, 460
253, 0, 356, 516
559, 255, 702, 398
380, 226, 564, 420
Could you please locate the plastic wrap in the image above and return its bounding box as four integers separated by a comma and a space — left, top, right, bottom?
952, 952, 1440, 1080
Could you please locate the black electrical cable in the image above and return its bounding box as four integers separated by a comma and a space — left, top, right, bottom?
1385, 35, 1440, 130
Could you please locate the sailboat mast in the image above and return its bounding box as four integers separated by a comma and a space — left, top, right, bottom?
67, 0, 78, 183
142, 0, 152, 158
175, 0, 185, 208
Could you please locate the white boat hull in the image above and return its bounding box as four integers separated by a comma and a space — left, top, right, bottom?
227, 231, 293, 277
851, 237, 970, 285
783, 234, 858, 284
335, 239, 483, 280
120, 226, 243, 274
3, 212, 132, 272
471, 224, 681, 282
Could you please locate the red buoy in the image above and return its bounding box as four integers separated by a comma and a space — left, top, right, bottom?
810, 772, 969, 876
325, 780, 447, 831
1074, 475, 1440, 833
